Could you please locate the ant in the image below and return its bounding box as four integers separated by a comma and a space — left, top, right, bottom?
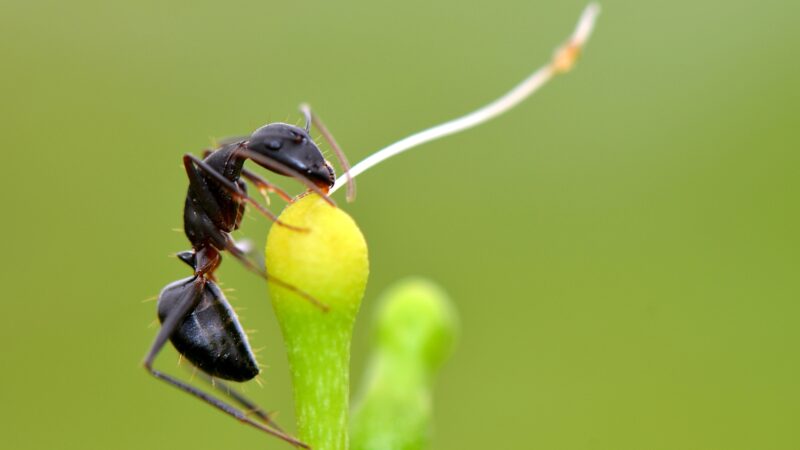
144, 105, 354, 448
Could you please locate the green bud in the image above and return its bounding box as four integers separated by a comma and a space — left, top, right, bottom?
266, 194, 369, 450
351, 278, 458, 450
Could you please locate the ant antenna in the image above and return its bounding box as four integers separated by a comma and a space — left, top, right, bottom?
300, 103, 357, 202
329, 3, 600, 195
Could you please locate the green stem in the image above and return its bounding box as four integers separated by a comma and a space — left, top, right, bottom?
351, 279, 457, 450
279, 307, 353, 450
266, 194, 369, 450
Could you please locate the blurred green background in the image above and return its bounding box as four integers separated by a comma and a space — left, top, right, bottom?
1, 0, 798, 449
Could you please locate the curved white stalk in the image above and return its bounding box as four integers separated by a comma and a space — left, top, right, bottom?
331, 3, 600, 195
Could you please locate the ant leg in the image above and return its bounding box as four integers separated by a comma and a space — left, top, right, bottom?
148, 370, 307, 448
143, 277, 205, 369
201, 150, 291, 206
204, 132, 336, 206
300, 103, 356, 202
223, 236, 328, 311
184, 153, 287, 227
183, 154, 306, 232
184, 156, 226, 228
220, 235, 268, 281
201, 149, 292, 204
234, 146, 337, 207
143, 279, 307, 448
196, 372, 283, 430
240, 170, 294, 204
202, 149, 293, 204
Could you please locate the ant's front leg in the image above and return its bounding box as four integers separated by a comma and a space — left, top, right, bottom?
240, 169, 294, 204
202, 149, 294, 204
234, 146, 337, 207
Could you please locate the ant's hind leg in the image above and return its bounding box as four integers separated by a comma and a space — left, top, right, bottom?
143, 277, 205, 370
183, 154, 305, 232
147, 369, 307, 448
143, 279, 307, 448
196, 373, 283, 430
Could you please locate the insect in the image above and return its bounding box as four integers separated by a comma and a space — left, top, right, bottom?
143, 105, 354, 447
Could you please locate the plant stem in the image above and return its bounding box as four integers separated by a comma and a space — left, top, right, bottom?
266, 194, 369, 450
351, 279, 458, 450
281, 309, 354, 450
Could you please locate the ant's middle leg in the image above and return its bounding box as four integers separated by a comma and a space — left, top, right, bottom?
183, 154, 305, 232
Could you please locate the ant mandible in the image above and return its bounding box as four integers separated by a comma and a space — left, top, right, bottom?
143, 105, 354, 448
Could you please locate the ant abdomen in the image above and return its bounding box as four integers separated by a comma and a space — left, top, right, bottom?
158, 277, 260, 382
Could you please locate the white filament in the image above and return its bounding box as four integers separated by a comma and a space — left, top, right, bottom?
330, 3, 600, 194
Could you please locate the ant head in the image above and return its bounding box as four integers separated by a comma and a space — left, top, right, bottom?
246, 123, 335, 191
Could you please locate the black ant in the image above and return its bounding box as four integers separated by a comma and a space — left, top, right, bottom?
143, 105, 354, 448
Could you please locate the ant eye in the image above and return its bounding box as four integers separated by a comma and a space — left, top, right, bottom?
267, 140, 282, 150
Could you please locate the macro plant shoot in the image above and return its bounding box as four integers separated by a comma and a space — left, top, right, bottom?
144, 4, 599, 450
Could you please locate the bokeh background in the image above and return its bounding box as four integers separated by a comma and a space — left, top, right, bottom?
1, 0, 798, 449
